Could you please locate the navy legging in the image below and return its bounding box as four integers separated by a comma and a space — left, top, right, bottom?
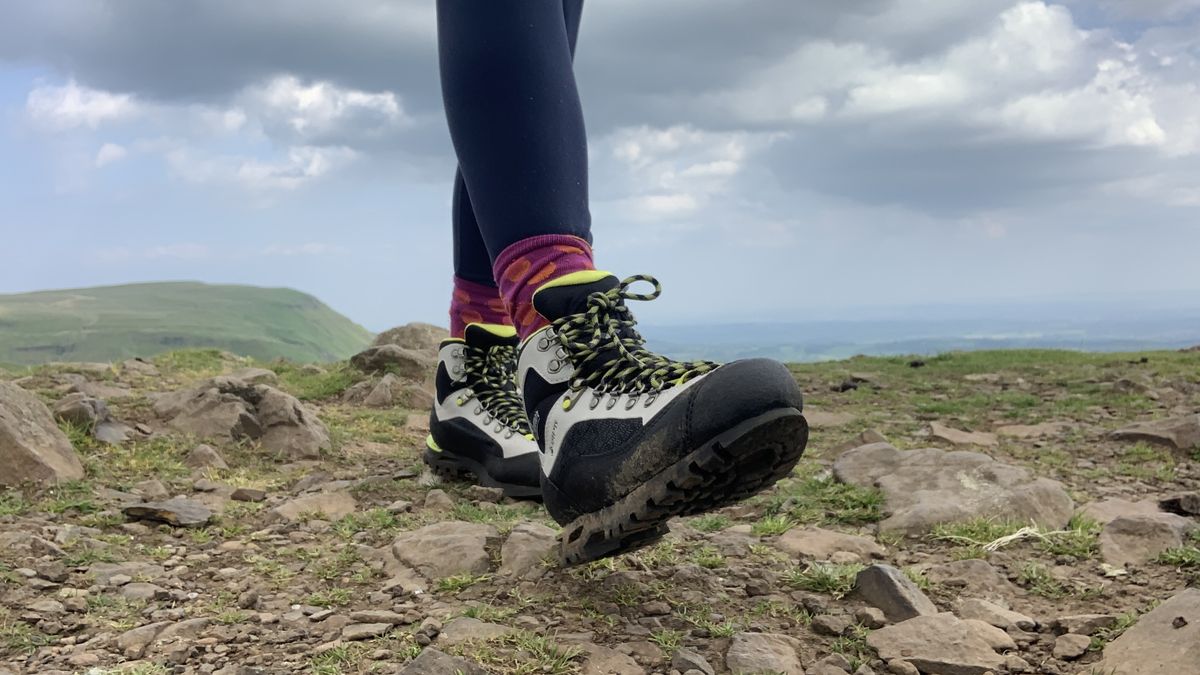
438, 0, 592, 287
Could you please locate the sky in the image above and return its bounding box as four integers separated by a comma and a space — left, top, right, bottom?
1, 0, 1199, 332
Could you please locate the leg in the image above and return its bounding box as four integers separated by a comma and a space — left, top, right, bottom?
437, 0, 592, 254
438, 0, 597, 338
449, 169, 511, 338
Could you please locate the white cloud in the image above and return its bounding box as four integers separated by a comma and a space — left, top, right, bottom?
166, 145, 358, 192
244, 75, 411, 142
26, 80, 140, 129
94, 142, 128, 168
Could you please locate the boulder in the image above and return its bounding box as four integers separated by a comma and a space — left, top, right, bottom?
363, 373, 435, 409
184, 444, 229, 470
833, 443, 1074, 534
866, 613, 1006, 675
929, 422, 998, 448
725, 632, 804, 675
372, 322, 448, 353
392, 521, 499, 579
52, 393, 130, 445
350, 345, 435, 379
1099, 514, 1197, 567
1078, 498, 1162, 526
0, 381, 85, 486
1110, 415, 1200, 450
154, 381, 329, 459
1091, 589, 1200, 674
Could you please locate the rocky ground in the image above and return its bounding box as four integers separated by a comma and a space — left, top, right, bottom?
1, 326, 1198, 675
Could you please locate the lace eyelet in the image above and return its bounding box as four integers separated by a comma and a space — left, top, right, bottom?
588, 395, 601, 410
548, 359, 563, 374
644, 393, 658, 407
455, 397, 464, 406
625, 396, 639, 410
606, 397, 618, 410
537, 336, 551, 352
474, 406, 483, 415
555, 347, 567, 358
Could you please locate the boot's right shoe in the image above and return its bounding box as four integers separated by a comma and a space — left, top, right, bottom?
425, 323, 541, 498
518, 272, 808, 565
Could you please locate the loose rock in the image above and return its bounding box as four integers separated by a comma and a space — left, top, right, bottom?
929, 421, 998, 448
725, 632, 804, 675
500, 522, 557, 578
867, 613, 1006, 675
776, 526, 885, 562
834, 443, 1074, 533
1052, 633, 1091, 660
854, 564, 938, 622
0, 381, 85, 486
1091, 590, 1200, 674
123, 498, 213, 528
1110, 414, 1200, 450
392, 521, 499, 579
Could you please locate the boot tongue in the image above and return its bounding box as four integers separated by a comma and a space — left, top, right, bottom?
464, 323, 519, 348
532, 271, 620, 322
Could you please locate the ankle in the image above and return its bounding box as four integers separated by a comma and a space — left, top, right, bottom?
449, 276, 512, 339
493, 235, 595, 340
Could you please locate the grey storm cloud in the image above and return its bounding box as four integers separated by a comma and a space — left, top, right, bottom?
4, 0, 1200, 216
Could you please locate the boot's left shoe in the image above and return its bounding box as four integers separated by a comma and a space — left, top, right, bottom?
425, 323, 541, 497
518, 272, 809, 565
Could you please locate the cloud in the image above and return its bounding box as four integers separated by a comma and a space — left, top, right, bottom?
94, 142, 127, 167
240, 75, 413, 145
26, 80, 140, 129
165, 144, 358, 191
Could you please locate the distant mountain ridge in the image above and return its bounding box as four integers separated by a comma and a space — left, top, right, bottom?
0, 282, 373, 366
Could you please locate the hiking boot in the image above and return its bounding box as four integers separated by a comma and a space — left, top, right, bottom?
517, 272, 808, 564
425, 323, 541, 497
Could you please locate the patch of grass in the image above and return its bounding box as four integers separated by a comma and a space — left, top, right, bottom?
0, 490, 30, 516
751, 514, 795, 536
637, 540, 682, 568
436, 573, 492, 593
1017, 562, 1072, 599
332, 508, 407, 540
464, 604, 520, 623
830, 624, 872, 669
62, 544, 120, 567
1114, 442, 1176, 481
676, 604, 740, 637
760, 463, 884, 527
650, 628, 685, 652
324, 407, 410, 446
80, 436, 190, 486
690, 544, 726, 569
154, 348, 232, 376
1, 607, 51, 653
1156, 543, 1200, 568
1038, 515, 1102, 559
450, 501, 545, 533
931, 517, 1023, 558
307, 588, 355, 608
37, 480, 100, 514
903, 566, 932, 591
749, 599, 813, 626
783, 562, 864, 598
85, 595, 147, 631
270, 361, 365, 401
1090, 611, 1139, 651
689, 514, 731, 533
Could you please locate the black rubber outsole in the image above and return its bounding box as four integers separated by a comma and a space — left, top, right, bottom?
422, 447, 543, 499
557, 407, 808, 566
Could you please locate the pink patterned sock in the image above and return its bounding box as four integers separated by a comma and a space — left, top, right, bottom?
449, 276, 512, 339
493, 235, 595, 340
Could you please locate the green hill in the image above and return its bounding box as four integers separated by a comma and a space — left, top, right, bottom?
0, 282, 373, 366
